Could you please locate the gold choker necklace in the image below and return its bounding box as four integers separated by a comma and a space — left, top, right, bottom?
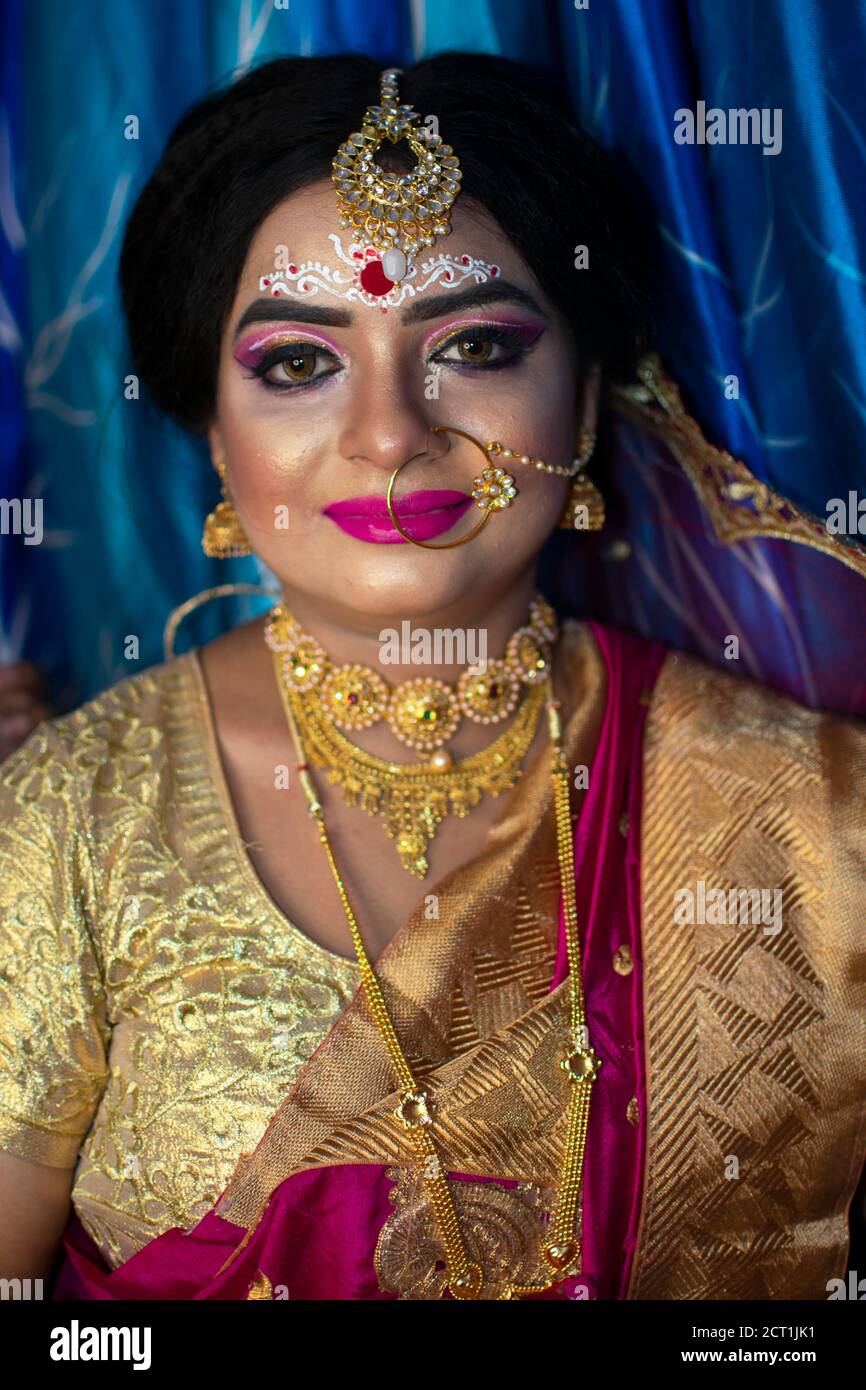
264, 595, 559, 877
264, 593, 558, 751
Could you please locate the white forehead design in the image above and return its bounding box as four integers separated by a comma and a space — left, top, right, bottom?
259, 233, 502, 312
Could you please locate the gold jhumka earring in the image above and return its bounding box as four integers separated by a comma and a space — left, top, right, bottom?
202, 457, 252, 558
558, 428, 604, 531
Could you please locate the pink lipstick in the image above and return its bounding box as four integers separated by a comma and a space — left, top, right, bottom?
324, 489, 475, 544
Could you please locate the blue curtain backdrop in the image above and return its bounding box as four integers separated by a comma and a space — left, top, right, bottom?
1, 0, 864, 711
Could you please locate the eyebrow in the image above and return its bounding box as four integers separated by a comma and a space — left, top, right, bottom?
232, 281, 546, 339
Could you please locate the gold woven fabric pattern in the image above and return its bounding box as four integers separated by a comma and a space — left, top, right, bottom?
2, 616, 861, 1296
630, 652, 866, 1299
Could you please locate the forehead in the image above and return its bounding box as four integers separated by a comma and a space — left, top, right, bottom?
234, 179, 535, 303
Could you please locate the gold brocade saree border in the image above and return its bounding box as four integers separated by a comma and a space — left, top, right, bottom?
611, 353, 866, 583
629, 651, 866, 1299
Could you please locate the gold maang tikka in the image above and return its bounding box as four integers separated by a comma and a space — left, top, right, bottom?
204, 51, 599, 557
331, 66, 462, 291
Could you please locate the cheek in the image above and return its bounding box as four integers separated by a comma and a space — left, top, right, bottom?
439, 345, 577, 461
215, 375, 331, 515
520, 362, 578, 456
479, 374, 575, 527
518, 471, 571, 529
474, 443, 571, 546
461, 473, 568, 580
465, 395, 576, 488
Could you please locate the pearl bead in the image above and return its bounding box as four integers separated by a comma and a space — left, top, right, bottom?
430, 749, 453, 771
382, 248, 408, 281
380, 248, 408, 280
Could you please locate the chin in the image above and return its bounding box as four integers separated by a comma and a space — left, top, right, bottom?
278, 550, 492, 623
349, 570, 477, 621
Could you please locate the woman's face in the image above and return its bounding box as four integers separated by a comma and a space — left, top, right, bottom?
209, 178, 599, 630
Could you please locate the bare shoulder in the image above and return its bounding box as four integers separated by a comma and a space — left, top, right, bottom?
197, 611, 267, 681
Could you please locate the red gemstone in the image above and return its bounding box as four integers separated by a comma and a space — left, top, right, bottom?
288, 264, 297, 274
360, 260, 395, 296
491, 265, 499, 276
263, 278, 271, 286
462, 255, 470, 264
353, 250, 364, 259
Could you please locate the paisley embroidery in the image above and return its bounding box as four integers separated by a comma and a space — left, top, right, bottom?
374, 1163, 564, 1300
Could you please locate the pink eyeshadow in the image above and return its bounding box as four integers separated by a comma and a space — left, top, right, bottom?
233, 328, 344, 368
420, 317, 547, 356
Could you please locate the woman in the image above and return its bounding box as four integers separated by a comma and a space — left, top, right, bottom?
0, 53, 863, 1301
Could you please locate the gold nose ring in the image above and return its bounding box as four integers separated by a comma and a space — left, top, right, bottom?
385, 424, 517, 551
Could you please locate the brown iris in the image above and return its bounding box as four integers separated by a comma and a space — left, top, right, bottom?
276, 351, 318, 382
455, 336, 493, 364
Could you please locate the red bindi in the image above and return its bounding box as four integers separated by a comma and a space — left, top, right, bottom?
359, 260, 395, 297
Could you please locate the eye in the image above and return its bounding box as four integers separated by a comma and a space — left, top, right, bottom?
270, 349, 319, 383
448, 335, 495, 364
242, 342, 343, 392
429, 323, 544, 371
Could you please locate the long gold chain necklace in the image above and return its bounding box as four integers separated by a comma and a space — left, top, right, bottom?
264, 595, 558, 878
268, 636, 602, 1300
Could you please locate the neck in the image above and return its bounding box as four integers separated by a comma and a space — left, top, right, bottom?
272, 572, 557, 762
281, 574, 540, 688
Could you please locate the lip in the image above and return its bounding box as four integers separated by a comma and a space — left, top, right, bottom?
323, 489, 475, 544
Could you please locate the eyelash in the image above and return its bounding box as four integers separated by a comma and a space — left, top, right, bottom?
240, 324, 542, 395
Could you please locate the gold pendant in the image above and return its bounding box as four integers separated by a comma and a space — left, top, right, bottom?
374, 1164, 561, 1300
287, 678, 547, 876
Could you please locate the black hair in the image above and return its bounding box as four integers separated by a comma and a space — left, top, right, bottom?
119, 52, 655, 437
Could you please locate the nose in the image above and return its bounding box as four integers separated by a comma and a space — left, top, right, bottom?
336, 373, 449, 478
